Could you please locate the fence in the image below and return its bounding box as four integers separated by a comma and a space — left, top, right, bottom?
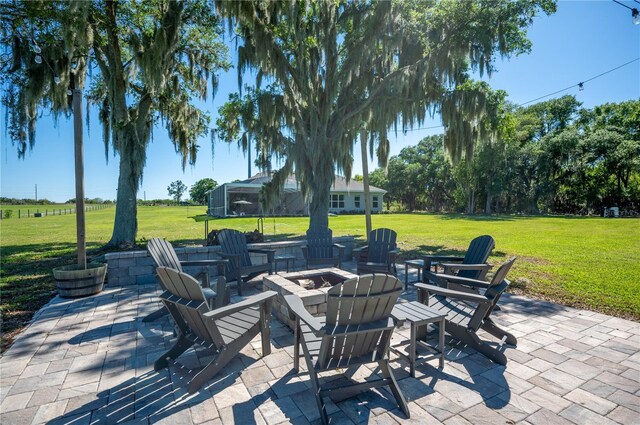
0, 204, 113, 219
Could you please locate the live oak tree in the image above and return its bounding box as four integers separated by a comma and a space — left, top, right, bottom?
1, 0, 228, 248
215, 0, 556, 230
189, 178, 217, 205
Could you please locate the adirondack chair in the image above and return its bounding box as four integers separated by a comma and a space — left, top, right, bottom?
415, 257, 517, 365
285, 274, 409, 424
154, 266, 277, 393
144, 238, 229, 322
422, 235, 495, 291
355, 228, 399, 275
217, 229, 275, 296
301, 226, 344, 269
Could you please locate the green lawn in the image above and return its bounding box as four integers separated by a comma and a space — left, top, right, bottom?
1, 206, 639, 350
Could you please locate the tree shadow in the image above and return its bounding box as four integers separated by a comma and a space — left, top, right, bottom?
436, 214, 517, 222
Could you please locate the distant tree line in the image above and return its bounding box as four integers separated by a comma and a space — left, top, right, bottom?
369, 97, 640, 215
0, 197, 113, 205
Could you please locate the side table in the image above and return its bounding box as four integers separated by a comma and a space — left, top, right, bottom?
273, 254, 296, 273
391, 301, 446, 377
404, 259, 424, 288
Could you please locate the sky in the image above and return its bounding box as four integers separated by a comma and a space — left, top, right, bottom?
1, 0, 639, 203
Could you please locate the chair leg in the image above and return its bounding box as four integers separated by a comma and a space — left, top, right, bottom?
293, 322, 300, 372
379, 360, 410, 418
482, 319, 517, 346
448, 324, 509, 366
187, 347, 236, 393
154, 335, 193, 371
308, 368, 329, 425
143, 306, 169, 322
260, 303, 272, 357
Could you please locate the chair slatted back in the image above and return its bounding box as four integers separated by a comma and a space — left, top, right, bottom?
148, 238, 183, 271
469, 257, 516, 329
459, 235, 495, 279
319, 275, 402, 368
218, 229, 252, 275
306, 226, 334, 261
367, 228, 397, 264
156, 266, 224, 348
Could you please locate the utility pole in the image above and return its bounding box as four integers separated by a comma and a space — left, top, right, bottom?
35, 184, 37, 202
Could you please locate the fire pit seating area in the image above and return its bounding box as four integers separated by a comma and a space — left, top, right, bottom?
262, 267, 357, 329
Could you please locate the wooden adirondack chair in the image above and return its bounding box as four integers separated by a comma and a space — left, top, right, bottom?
422, 235, 495, 291
217, 229, 275, 296
415, 257, 517, 365
301, 226, 344, 269
154, 266, 277, 393
355, 228, 399, 275
144, 238, 229, 322
285, 274, 409, 424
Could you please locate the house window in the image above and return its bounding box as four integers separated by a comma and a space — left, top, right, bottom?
354, 195, 360, 208
372, 196, 379, 209
330, 194, 345, 209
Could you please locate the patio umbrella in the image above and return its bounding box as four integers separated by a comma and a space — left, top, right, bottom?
233, 199, 252, 215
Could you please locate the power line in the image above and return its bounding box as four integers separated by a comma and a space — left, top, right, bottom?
519, 57, 639, 106
613, 0, 633, 10
404, 56, 640, 131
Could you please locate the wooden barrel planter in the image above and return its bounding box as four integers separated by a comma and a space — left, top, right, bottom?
53, 262, 107, 298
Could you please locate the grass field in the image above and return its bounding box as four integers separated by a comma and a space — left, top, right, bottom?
1, 205, 639, 350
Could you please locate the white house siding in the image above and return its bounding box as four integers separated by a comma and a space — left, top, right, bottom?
329, 192, 384, 214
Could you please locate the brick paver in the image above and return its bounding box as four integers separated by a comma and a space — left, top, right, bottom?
1, 262, 638, 424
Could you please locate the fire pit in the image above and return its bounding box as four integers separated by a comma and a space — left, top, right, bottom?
263, 267, 357, 329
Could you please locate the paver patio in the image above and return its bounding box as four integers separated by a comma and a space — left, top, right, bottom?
1, 262, 639, 425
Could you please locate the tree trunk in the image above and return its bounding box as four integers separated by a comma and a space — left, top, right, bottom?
72, 87, 86, 268
485, 193, 492, 214
467, 189, 475, 215
360, 131, 372, 240
308, 184, 330, 230
108, 137, 141, 248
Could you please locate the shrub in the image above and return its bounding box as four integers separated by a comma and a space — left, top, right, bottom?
3, 209, 13, 219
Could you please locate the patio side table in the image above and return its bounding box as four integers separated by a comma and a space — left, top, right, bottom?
273, 254, 296, 273
404, 259, 425, 288
391, 301, 446, 377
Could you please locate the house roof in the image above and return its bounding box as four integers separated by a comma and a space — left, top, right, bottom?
230, 172, 386, 194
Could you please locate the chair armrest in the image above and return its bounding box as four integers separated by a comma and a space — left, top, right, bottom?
442, 263, 492, 273
218, 252, 239, 261
423, 270, 491, 289
180, 259, 228, 275
284, 294, 325, 336
204, 290, 277, 321
333, 243, 346, 250
415, 283, 488, 304
353, 245, 369, 262
430, 273, 492, 289
424, 255, 465, 262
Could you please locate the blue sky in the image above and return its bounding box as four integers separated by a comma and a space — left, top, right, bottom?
1, 0, 639, 202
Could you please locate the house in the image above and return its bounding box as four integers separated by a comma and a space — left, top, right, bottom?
207, 173, 386, 217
